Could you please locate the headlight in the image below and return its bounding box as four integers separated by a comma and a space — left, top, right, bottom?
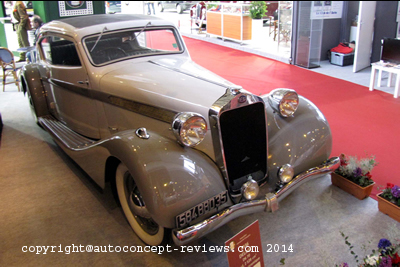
241, 179, 260, 200
172, 112, 207, 147
268, 89, 299, 117
279, 164, 294, 183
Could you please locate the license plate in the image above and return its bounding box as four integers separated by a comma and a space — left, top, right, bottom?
176, 191, 228, 228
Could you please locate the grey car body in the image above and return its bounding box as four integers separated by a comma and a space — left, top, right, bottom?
21, 14, 339, 246
158, 1, 197, 14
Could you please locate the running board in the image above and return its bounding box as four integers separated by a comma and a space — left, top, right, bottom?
38, 115, 97, 151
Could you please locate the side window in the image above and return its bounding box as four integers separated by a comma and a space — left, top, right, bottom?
39, 36, 81, 66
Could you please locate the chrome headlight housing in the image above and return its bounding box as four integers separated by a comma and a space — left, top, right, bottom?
172, 112, 207, 147
268, 89, 299, 117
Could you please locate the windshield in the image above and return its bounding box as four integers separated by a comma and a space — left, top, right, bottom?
84, 27, 183, 65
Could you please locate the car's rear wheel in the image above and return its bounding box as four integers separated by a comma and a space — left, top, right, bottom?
116, 163, 169, 246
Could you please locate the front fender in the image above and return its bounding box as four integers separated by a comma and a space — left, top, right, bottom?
263, 95, 333, 184
104, 130, 230, 229
21, 64, 48, 118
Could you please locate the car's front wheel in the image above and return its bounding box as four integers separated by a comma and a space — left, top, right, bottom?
116, 163, 169, 246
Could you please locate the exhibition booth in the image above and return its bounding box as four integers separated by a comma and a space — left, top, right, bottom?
1, 2, 400, 267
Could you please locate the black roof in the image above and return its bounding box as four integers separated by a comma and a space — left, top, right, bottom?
56, 14, 163, 29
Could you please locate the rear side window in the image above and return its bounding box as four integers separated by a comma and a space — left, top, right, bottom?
39, 36, 81, 66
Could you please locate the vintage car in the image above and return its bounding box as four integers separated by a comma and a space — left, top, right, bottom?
21, 14, 339, 246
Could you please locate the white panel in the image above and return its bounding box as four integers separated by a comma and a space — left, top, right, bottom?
353, 1, 376, 72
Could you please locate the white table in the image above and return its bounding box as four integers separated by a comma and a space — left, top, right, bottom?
369, 62, 400, 98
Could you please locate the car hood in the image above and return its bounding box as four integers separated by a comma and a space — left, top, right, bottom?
99, 57, 241, 117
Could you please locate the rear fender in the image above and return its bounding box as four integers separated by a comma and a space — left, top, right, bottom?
21, 64, 48, 118
104, 130, 230, 229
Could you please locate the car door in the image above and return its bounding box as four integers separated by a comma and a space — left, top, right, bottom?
37, 34, 100, 139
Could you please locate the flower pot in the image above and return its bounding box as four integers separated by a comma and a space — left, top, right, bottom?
377, 193, 400, 223
331, 172, 374, 200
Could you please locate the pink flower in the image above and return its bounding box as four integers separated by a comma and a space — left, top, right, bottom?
339, 154, 347, 166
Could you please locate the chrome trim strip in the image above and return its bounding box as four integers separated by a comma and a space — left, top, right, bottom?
46, 78, 177, 123
172, 157, 340, 246
49, 78, 91, 97
106, 95, 177, 123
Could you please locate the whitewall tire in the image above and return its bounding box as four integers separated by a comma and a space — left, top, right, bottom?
116, 163, 168, 246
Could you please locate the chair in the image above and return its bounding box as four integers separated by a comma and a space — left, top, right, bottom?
0, 47, 24, 92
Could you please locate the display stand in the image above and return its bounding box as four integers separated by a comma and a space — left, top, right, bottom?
294, 1, 322, 69
369, 62, 400, 98
206, 3, 252, 44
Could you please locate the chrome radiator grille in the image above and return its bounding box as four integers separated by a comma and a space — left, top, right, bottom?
219, 102, 267, 192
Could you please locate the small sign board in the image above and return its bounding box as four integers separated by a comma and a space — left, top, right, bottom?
225, 220, 264, 267
58, 1, 94, 17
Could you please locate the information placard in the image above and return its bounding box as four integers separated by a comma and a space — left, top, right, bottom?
225, 220, 264, 267
311, 1, 343, 20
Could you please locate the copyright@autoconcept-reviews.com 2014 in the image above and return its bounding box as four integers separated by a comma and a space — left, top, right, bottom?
22, 244, 294, 255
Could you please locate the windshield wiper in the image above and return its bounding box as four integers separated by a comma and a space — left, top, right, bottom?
131, 21, 151, 43
90, 26, 108, 53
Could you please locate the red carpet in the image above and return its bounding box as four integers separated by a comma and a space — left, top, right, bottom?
184, 37, 400, 200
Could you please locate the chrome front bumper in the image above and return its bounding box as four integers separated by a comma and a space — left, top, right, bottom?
172, 157, 339, 246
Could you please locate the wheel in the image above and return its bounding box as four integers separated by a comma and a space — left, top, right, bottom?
177, 4, 183, 14
115, 163, 169, 246
158, 4, 164, 12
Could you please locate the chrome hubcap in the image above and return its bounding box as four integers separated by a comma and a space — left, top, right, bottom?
124, 173, 159, 235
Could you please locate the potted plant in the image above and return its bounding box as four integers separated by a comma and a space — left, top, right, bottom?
249, 1, 267, 20
338, 233, 400, 266
377, 183, 400, 223
331, 153, 378, 200
249, 1, 267, 41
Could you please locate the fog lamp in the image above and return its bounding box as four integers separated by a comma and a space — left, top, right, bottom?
241, 179, 260, 200
279, 164, 294, 183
